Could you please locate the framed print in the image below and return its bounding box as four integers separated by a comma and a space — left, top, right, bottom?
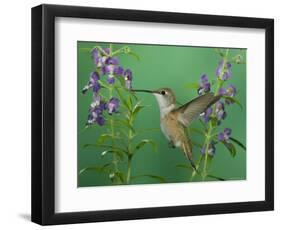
31, 4, 274, 225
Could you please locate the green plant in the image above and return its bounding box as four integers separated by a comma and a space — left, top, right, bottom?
79, 44, 163, 185
182, 48, 247, 181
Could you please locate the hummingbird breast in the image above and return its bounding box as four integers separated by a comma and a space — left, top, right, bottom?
160, 113, 186, 147
161, 113, 193, 160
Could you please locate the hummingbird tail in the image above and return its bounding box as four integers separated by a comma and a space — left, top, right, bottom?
181, 142, 199, 173
187, 155, 199, 174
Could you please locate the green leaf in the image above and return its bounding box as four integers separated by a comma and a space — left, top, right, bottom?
185, 82, 199, 90
223, 96, 243, 109
96, 134, 115, 145
79, 163, 111, 175
128, 51, 141, 61
110, 171, 125, 183
98, 80, 111, 89
210, 79, 217, 85
100, 150, 125, 160
100, 150, 111, 157
222, 142, 237, 157
210, 116, 218, 127
131, 174, 166, 183
214, 48, 225, 57
206, 174, 225, 181
119, 46, 141, 61
128, 89, 139, 101
94, 46, 109, 56
176, 164, 194, 171
131, 103, 146, 120
132, 105, 145, 116
116, 75, 126, 88
230, 137, 246, 151
122, 46, 131, 53
231, 54, 246, 64
83, 144, 128, 154
127, 95, 133, 110
134, 139, 157, 152
115, 118, 136, 134
115, 86, 130, 110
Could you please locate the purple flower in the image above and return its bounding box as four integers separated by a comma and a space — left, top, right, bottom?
91, 48, 108, 67
124, 69, 132, 80
218, 128, 232, 142
82, 71, 100, 94
84, 46, 137, 126
87, 107, 104, 126
82, 85, 90, 94
92, 81, 100, 93
201, 107, 213, 123
218, 87, 227, 95
219, 84, 237, 104
90, 71, 99, 83
87, 96, 107, 126
198, 74, 211, 95
123, 69, 133, 89
91, 95, 104, 110
105, 57, 119, 65
91, 94, 101, 107
201, 141, 216, 156
96, 116, 105, 126
114, 66, 124, 75
87, 109, 105, 126
215, 101, 227, 123
107, 76, 115, 84
215, 60, 232, 81
85, 46, 137, 127
219, 84, 237, 97
103, 48, 110, 55
101, 57, 121, 84
101, 65, 117, 75
125, 80, 132, 89
107, 97, 120, 115
91, 48, 99, 62
99, 56, 108, 67
226, 84, 237, 97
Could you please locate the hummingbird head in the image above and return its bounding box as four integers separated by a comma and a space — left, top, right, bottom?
132, 88, 176, 114
152, 88, 176, 108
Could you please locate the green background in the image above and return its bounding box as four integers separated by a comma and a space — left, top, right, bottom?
78, 41, 246, 187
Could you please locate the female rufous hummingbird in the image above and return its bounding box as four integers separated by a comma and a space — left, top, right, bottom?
132, 88, 220, 170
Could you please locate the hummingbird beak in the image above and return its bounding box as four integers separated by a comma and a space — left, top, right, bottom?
131, 89, 161, 94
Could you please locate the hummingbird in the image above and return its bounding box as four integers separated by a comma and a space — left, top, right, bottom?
132, 88, 221, 170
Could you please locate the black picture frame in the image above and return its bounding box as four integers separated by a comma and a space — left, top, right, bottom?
31, 4, 274, 225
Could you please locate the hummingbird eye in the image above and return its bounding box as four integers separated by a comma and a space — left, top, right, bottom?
161, 90, 166, 95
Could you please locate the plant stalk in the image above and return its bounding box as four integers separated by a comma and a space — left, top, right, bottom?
202, 49, 229, 180
189, 155, 203, 182
126, 156, 132, 184
109, 86, 119, 176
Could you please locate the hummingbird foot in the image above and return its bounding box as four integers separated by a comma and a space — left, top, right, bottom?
168, 141, 176, 149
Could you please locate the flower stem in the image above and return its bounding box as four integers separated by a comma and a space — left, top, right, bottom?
126, 155, 132, 184
109, 87, 119, 174
189, 155, 203, 182
126, 106, 134, 184
108, 45, 120, 179
202, 124, 212, 180
202, 49, 229, 180
109, 43, 113, 56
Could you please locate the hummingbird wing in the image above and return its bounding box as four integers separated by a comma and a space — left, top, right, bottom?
173, 92, 221, 127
